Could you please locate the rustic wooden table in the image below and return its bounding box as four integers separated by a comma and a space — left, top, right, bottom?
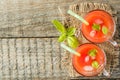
0, 0, 120, 80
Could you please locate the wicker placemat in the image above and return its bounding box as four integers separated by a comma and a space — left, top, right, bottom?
63, 2, 120, 78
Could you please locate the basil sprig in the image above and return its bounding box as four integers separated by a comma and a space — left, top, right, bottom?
52, 20, 79, 48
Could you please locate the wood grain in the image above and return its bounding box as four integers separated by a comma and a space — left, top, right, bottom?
0, 38, 71, 80
0, 0, 119, 37
0, 0, 119, 80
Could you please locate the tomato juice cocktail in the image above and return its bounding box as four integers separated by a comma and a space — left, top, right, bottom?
81, 10, 115, 43
72, 44, 106, 76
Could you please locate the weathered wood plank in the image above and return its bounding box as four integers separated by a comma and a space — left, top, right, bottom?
29, 39, 38, 78
0, 0, 119, 37
2, 39, 10, 79
0, 39, 2, 79
22, 38, 31, 80
44, 39, 53, 77
9, 39, 17, 79
36, 39, 45, 78
51, 38, 61, 77
16, 39, 25, 78
0, 0, 79, 37
0, 38, 71, 79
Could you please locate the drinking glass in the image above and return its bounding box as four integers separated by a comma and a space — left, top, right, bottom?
81, 10, 118, 47
72, 43, 109, 77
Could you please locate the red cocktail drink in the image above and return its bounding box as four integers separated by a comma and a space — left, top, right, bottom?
72, 44, 106, 76
81, 10, 115, 43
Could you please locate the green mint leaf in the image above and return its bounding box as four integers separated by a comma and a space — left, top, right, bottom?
92, 23, 101, 31
92, 61, 99, 69
58, 33, 66, 42
89, 49, 97, 57
67, 36, 79, 49
102, 26, 108, 35
51, 20, 66, 33
67, 27, 76, 36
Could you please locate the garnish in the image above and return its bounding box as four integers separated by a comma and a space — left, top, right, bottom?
92, 23, 101, 31
52, 20, 79, 48
67, 27, 76, 36
58, 33, 66, 42
51, 20, 66, 33
102, 26, 108, 35
89, 49, 97, 57
92, 61, 99, 69
67, 36, 79, 49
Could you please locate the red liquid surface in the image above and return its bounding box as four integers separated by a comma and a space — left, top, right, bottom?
81, 10, 115, 43
73, 44, 105, 76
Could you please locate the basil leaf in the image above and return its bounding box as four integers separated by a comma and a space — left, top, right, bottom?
67, 36, 79, 49
51, 20, 66, 33
92, 61, 99, 69
102, 26, 108, 35
92, 23, 101, 31
58, 33, 66, 42
89, 49, 97, 57
67, 27, 76, 36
